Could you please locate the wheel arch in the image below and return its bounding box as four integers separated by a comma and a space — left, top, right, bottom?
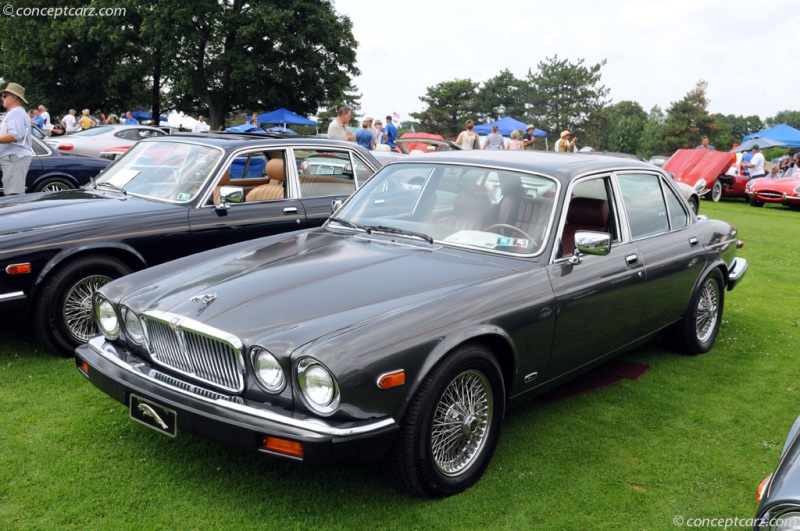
30, 243, 147, 301
406, 325, 516, 416
29, 172, 80, 190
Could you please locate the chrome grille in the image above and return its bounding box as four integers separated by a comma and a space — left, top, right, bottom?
150, 370, 244, 404
141, 310, 244, 393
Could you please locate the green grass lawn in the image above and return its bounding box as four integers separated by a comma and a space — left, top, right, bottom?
1, 199, 798, 530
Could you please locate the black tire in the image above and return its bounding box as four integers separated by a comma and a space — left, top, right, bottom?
33, 177, 74, 193
687, 196, 699, 214
709, 180, 722, 202
383, 343, 504, 498
33, 254, 132, 356
749, 197, 764, 207
673, 269, 724, 355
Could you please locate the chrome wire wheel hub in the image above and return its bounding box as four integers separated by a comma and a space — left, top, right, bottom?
431, 370, 493, 476
42, 182, 69, 192
63, 274, 113, 342
695, 278, 719, 343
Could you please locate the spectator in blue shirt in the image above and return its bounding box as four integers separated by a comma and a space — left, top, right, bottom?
384, 115, 397, 149
356, 120, 374, 150
122, 111, 137, 125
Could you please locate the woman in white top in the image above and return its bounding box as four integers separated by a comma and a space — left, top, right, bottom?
483, 125, 504, 150
455, 119, 479, 150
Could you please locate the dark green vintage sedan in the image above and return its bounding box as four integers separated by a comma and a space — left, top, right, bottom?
76, 151, 747, 497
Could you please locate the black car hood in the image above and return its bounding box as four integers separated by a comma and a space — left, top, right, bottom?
0, 188, 175, 238
117, 230, 516, 348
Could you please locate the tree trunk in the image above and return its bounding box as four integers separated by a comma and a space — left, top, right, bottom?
151, 52, 161, 127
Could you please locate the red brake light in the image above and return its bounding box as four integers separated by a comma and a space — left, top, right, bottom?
57, 143, 74, 151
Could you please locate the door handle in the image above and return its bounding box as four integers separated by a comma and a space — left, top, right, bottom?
689, 237, 699, 246
625, 254, 639, 265
283, 207, 298, 214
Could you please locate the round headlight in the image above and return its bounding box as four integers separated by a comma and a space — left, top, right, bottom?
251, 348, 285, 393
297, 359, 339, 414
121, 306, 144, 345
93, 293, 119, 339
694, 179, 706, 192
775, 513, 800, 531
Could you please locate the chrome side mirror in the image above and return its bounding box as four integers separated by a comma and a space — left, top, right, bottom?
331, 198, 344, 213
215, 185, 245, 210
569, 230, 611, 265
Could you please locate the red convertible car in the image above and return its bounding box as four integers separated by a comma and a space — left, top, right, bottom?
745, 173, 800, 208
664, 149, 746, 202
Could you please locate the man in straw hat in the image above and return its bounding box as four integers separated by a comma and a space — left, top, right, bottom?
0, 82, 33, 195
555, 130, 577, 152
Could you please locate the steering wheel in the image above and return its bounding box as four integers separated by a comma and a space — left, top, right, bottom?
485, 223, 537, 247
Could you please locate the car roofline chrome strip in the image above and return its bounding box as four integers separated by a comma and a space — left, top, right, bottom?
84, 336, 396, 438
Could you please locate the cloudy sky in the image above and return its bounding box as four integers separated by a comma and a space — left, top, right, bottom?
333, 0, 799, 127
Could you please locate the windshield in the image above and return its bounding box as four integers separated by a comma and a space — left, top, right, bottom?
95, 140, 223, 202
332, 162, 558, 255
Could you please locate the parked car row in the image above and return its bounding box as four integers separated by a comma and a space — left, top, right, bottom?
65, 149, 747, 497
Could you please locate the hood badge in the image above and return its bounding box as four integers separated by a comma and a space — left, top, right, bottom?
190, 293, 217, 305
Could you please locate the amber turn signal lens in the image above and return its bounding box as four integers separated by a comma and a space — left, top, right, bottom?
757, 474, 772, 502
80, 361, 89, 375
263, 436, 304, 458
377, 370, 405, 389
5, 263, 31, 275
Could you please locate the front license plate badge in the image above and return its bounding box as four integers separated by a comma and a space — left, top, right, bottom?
130, 394, 177, 437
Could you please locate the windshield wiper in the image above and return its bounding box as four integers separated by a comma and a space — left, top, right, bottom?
328, 217, 367, 231
96, 181, 127, 195
365, 225, 434, 244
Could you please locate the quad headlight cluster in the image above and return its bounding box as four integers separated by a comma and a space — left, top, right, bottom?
92, 295, 341, 415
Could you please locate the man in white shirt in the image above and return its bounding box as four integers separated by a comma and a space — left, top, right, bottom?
0, 82, 33, 195
741, 145, 766, 179
193, 115, 210, 133
38, 105, 52, 135
326, 106, 355, 142
61, 109, 78, 133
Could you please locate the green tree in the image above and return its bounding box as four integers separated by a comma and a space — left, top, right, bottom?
766, 110, 800, 130
525, 55, 610, 136
639, 105, 669, 158
604, 100, 647, 154
708, 114, 763, 152
410, 79, 479, 139
0, 0, 359, 130
662, 80, 720, 152
473, 69, 528, 123
0, 0, 148, 116
158, 0, 359, 129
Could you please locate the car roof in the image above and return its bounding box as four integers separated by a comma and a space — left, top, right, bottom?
395, 150, 662, 183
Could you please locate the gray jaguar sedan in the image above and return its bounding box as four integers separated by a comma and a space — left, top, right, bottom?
76, 150, 748, 498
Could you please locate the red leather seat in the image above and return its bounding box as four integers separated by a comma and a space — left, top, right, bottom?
561, 197, 609, 256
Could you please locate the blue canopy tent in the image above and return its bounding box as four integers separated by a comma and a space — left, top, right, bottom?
131, 110, 168, 123
267, 125, 297, 134
256, 108, 317, 128
473, 116, 547, 137
223, 123, 267, 134
743, 124, 800, 147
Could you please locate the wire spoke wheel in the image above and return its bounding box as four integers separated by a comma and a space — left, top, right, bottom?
63, 274, 113, 343
695, 277, 720, 343
431, 370, 493, 476
41, 182, 71, 192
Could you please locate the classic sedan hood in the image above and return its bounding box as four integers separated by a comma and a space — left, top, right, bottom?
116, 230, 516, 347
0, 188, 177, 238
